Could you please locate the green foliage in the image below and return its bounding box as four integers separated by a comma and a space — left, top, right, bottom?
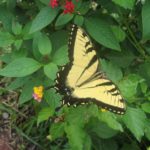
0, 0, 150, 149
85, 17, 121, 51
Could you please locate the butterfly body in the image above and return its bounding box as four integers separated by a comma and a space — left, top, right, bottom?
55, 24, 126, 114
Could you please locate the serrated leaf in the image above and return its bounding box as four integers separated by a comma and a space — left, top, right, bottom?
112, 0, 135, 9
55, 13, 74, 27
118, 74, 142, 100
37, 107, 54, 125
142, 0, 150, 40
0, 58, 42, 77
50, 122, 65, 140
30, 7, 58, 33
52, 45, 69, 65
85, 17, 121, 51
86, 118, 118, 139
65, 124, 89, 150
101, 59, 123, 82
37, 33, 52, 55
44, 63, 58, 80
122, 107, 146, 141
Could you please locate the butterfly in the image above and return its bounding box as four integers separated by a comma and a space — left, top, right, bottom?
54, 24, 126, 114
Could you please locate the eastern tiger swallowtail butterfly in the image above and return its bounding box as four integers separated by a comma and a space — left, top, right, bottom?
54, 24, 126, 114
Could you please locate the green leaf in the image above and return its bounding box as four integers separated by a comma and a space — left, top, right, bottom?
106, 49, 135, 68
145, 121, 150, 140
44, 63, 58, 80
141, 102, 150, 113
50, 122, 65, 140
111, 26, 125, 42
0, 58, 42, 77
65, 105, 99, 127
12, 21, 22, 35
86, 118, 118, 139
65, 124, 89, 150
30, 7, 58, 33
39, 0, 49, 5
50, 30, 68, 51
44, 89, 62, 109
77, 1, 90, 15
99, 112, 123, 131
118, 74, 142, 100
121, 142, 140, 150
52, 45, 69, 65
0, 31, 14, 47
101, 59, 123, 82
55, 13, 74, 27
7, 77, 29, 90
74, 15, 84, 26
14, 39, 23, 50
0, 6, 13, 31
37, 107, 54, 125
142, 0, 150, 40
37, 33, 52, 55
85, 17, 121, 51
7, 0, 16, 11
19, 77, 46, 105
93, 139, 118, 150
140, 80, 148, 94
122, 107, 146, 141
19, 79, 35, 105
138, 60, 150, 84
112, 0, 135, 9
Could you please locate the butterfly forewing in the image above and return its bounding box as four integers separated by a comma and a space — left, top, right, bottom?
66, 25, 99, 88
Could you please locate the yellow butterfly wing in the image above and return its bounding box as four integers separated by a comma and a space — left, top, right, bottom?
55, 24, 126, 114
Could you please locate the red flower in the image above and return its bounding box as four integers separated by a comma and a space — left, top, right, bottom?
63, 0, 75, 14
49, 0, 58, 8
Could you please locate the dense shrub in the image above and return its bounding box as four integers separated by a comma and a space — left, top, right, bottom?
0, 0, 150, 149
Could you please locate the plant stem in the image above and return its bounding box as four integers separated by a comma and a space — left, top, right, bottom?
125, 22, 146, 58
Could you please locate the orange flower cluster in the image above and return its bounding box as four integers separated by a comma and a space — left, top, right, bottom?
33, 86, 44, 102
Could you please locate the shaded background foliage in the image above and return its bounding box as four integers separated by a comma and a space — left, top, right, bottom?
0, 0, 150, 149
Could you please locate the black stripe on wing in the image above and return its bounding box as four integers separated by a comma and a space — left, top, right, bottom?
75, 55, 98, 85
